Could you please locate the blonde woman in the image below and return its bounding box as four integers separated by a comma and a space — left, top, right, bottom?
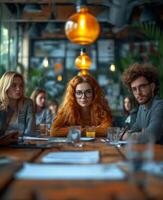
0, 71, 35, 137
50, 74, 112, 137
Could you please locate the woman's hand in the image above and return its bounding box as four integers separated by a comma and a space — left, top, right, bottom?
0, 132, 19, 145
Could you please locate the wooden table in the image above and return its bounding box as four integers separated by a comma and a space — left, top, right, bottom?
0, 139, 163, 200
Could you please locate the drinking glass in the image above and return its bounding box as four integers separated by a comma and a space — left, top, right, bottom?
85, 126, 96, 138
67, 126, 83, 147
40, 124, 49, 136
107, 127, 121, 145
125, 134, 154, 187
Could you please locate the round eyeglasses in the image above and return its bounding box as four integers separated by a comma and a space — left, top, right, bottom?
75, 89, 93, 98
131, 83, 150, 94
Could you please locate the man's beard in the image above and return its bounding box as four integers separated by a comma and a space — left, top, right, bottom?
137, 94, 153, 105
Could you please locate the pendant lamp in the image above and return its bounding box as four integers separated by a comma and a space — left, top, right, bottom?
65, 1, 100, 45
75, 48, 92, 75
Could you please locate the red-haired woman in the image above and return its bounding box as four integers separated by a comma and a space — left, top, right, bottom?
50, 74, 112, 137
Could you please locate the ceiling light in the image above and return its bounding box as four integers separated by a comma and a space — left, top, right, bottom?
65, 0, 100, 45
75, 48, 92, 75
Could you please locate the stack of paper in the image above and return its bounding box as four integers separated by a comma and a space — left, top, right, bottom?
143, 162, 163, 177
16, 163, 126, 180
48, 138, 67, 143
41, 151, 100, 164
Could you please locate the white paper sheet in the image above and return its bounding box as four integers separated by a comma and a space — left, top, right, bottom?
118, 141, 128, 144
48, 137, 67, 143
49, 137, 95, 143
16, 163, 126, 180
21, 137, 95, 143
80, 137, 95, 141
41, 151, 100, 164
143, 162, 163, 177
20, 136, 49, 141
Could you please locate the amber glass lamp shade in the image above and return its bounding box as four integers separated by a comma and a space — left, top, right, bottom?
65, 7, 100, 45
75, 50, 92, 75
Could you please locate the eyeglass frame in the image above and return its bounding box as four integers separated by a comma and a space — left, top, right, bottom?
75, 89, 93, 98
131, 82, 151, 94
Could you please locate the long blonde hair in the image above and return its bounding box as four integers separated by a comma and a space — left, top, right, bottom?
0, 71, 25, 110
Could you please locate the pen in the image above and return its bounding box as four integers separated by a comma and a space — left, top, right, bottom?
119, 126, 129, 141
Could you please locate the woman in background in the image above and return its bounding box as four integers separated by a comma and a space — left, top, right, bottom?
123, 95, 138, 128
50, 74, 112, 137
0, 71, 35, 138
48, 100, 58, 124
30, 88, 52, 133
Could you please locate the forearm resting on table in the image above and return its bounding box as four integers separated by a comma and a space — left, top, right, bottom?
89, 127, 107, 137
50, 127, 108, 137
121, 131, 139, 141
50, 127, 68, 137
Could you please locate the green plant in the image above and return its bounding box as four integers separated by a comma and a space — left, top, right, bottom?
26, 67, 65, 100
134, 23, 163, 97
0, 64, 6, 76
117, 23, 163, 97
135, 23, 163, 63
26, 67, 52, 97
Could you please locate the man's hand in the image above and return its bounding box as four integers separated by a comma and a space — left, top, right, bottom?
122, 132, 128, 140
121, 131, 139, 141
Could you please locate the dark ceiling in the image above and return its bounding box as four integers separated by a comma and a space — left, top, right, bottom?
1, 0, 163, 40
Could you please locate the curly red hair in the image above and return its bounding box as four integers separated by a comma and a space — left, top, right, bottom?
51, 74, 112, 135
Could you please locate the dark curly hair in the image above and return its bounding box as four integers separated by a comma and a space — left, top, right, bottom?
122, 63, 159, 95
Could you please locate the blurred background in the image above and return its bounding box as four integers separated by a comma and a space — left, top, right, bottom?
0, 0, 163, 124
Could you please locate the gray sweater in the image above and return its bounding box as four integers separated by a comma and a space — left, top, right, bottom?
131, 95, 163, 144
